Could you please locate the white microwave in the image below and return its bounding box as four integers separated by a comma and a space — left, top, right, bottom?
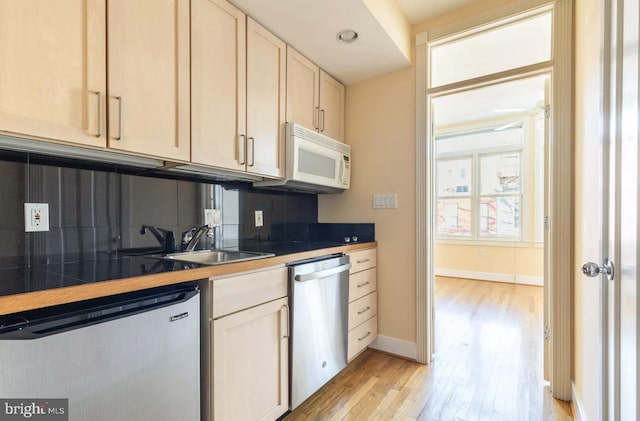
254, 123, 351, 193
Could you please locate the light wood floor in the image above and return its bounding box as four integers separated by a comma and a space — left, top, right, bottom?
286, 277, 574, 420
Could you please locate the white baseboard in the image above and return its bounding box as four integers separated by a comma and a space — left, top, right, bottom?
369, 335, 417, 360
515, 274, 544, 286
435, 268, 543, 286
571, 381, 586, 421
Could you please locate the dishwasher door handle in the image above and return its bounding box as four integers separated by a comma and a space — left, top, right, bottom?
294, 263, 351, 282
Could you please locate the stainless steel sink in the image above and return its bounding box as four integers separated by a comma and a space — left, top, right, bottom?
151, 249, 274, 266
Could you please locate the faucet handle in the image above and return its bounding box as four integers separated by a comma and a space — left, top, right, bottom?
181, 228, 197, 250
164, 231, 176, 254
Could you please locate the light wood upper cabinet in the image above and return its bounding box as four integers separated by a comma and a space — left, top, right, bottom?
191, 9, 284, 179
286, 47, 320, 132
319, 71, 345, 142
246, 18, 286, 178
0, 0, 107, 147
286, 47, 345, 142
107, 0, 190, 161
191, 0, 246, 172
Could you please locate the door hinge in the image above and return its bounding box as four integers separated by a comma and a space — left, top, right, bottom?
544, 326, 550, 340
544, 216, 549, 230
545, 104, 551, 118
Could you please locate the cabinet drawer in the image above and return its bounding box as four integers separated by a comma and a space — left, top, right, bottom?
349, 269, 376, 302
212, 266, 287, 319
348, 315, 377, 361
349, 248, 376, 274
348, 291, 377, 330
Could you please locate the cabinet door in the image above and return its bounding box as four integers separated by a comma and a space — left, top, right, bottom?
0, 0, 106, 147
319, 71, 345, 142
286, 47, 319, 132
213, 297, 289, 421
246, 18, 286, 178
107, 0, 190, 161
191, 0, 246, 171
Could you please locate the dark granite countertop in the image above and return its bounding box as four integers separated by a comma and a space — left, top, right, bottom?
0, 240, 361, 297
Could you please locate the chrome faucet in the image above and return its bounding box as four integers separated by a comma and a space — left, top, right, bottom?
182, 225, 212, 252
140, 225, 176, 254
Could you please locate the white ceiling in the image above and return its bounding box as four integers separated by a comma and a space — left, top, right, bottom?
230, 0, 483, 85
230, 0, 412, 84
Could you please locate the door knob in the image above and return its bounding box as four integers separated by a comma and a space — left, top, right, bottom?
581, 259, 614, 280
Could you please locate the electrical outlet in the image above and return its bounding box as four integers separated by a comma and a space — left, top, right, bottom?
255, 210, 264, 227
204, 209, 222, 227
24, 203, 50, 232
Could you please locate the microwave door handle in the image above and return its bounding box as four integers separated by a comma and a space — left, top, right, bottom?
340, 157, 349, 184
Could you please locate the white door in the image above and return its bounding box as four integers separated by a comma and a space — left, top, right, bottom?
577, 0, 638, 418
613, 0, 638, 418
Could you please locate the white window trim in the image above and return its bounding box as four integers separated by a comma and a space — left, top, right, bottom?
435, 122, 535, 243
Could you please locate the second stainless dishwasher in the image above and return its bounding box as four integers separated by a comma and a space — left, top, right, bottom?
288, 253, 351, 410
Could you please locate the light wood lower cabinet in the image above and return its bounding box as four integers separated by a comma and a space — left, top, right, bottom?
208, 267, 289, 421
347, 248, 378, 361
348, 315, 378, 359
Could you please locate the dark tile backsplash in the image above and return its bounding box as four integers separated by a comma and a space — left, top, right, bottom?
0, 154, 322, 269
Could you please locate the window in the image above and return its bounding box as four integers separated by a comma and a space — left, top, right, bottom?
435, 125, 525, 241
436, 158, 472, 236
429, 11, 552, 88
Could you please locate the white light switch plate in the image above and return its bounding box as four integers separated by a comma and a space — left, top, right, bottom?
24, 203, 50, 232
373, 194, 398, 209
255, 210, 264, 227
204, 209, 222, 227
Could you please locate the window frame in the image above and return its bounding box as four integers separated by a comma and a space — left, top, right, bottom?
435, 120, 532, 245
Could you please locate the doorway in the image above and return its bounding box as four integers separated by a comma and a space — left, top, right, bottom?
415, 0, 573, 400
432, 75, 548, 289
430, 74, 550, 414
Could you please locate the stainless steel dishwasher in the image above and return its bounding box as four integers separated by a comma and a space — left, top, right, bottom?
289, 253, 351, 410
0, 285, 200, 421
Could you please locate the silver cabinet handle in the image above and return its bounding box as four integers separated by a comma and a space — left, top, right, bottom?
320, 109, 325, 132
91, 91, 102, 138
314, 106, 320, 130
295, 263, 351, 282
238, 134, 246, 165
356, 281, 371, 288
357, 331, 371, 341
248, 137, 255, 167
281, 304, 290, 339
356, 258, 370, 264
113, 96, 123, 141
357, 306, 371, 315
